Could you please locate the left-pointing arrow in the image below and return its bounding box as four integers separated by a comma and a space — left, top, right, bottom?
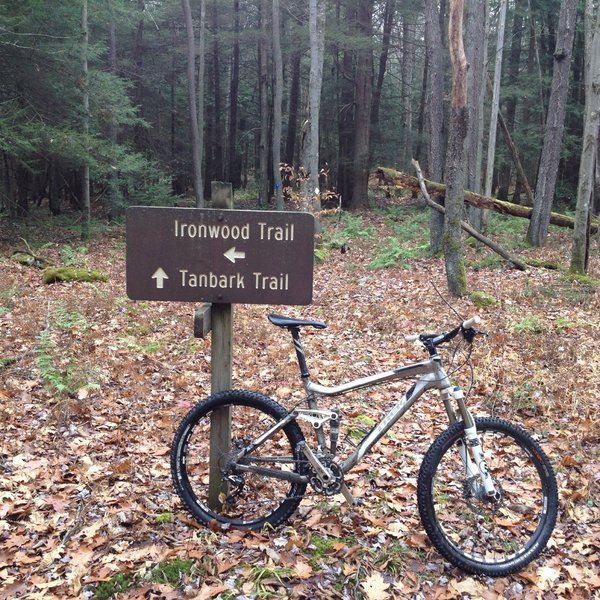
224, 247, 246, 264
152, 268, 169, 289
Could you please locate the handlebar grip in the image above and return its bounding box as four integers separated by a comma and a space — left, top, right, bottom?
462, 316, 481, 329
404, 334, 419, 342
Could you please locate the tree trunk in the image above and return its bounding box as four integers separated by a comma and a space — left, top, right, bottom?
571, 0, 600, 274
498, 0, 525, 201
424, 0, 447, 254
284, 51, 301, 167
181, 0, 204, 207
107, 0, 120, 219
348, 0, 374, 209
301, 0, 325, 213
227, 0, 240, 188
257, 0, 269, 206
371, 0, 395, 160
527, 0, 578, 246
413, 160, 527, 270
272, 0, 284, 210
132, 0, 145, 149
465, 0, 487, 231
197, 0, 206, 204
337, 40, 355, 208
484, 0, 507, 201
81, 0, 90, 240
399, 15, 416, 169
444, 0, 469, 297
377, 167, 598, 233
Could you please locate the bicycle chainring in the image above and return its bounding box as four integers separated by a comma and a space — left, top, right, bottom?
308, 458, 344, 496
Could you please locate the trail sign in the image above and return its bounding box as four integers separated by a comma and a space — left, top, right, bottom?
126, 206, 314, 305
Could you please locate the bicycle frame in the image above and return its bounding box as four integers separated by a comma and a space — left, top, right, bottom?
231, 322, 498, 502
303, 356, 455, 473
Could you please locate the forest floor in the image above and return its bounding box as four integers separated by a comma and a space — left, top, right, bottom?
0, 195, 599, 600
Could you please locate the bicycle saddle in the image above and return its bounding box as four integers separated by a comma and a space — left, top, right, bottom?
268, 314, 327, 330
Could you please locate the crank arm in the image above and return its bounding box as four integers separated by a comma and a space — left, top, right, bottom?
234, 463, 308, 484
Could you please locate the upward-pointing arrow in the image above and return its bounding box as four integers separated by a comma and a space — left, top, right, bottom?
152, 268, 169, 289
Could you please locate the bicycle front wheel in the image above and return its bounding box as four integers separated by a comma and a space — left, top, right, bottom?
171, 390, 307, 530
417, 417, 558, 576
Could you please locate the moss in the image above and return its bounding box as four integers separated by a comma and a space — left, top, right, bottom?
566, 273, 600, 286
150, 558, 197, 587
471, 291, 498, 307
43, 267, 109, 284
526, 258, 562, 270
12, 252, 53, 269
155, 512, 174, 524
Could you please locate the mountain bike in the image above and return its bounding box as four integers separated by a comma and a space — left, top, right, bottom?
171, 313, 558, 576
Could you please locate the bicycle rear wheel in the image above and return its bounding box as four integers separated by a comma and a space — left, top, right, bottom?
171, 390, 307, 530
417, 417, 558, 576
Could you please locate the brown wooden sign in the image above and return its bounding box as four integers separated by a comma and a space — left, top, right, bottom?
126, 207, 314, 305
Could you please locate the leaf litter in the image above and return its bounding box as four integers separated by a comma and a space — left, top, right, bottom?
0, 205, 599, 599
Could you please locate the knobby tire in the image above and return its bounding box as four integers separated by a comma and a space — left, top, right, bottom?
417, 417, 558, 576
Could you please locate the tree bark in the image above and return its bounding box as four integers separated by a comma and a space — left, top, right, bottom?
464, 0, 487, 234
284, 51, 301, 167
571, 0, 600, 274
257, 0, 269, 206
399, 15, 416, 169
376, 167, 598, 233
527, 0, 578, 246
424, 0, 446, 254
81, 0, 90, 240
498, 0, 525, 201
371, 0, 396, 159
107, 0, 120, 219
300, 0, 325, 212
197, 0, 206, 203
227, 0, 240, 188
348, 0, 374, 209
181, 0, 204, 207
444, 0, 469, 297
484, 0, 507, 202
413, 160, 527, 270
272, 0, 284, 210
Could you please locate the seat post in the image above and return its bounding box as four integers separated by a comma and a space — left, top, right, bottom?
289, 327, 310, 379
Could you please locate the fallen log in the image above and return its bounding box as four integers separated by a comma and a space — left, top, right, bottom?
376, 166, 599, 234
411, 160, 528, 271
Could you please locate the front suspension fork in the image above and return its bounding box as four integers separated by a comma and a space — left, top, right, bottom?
442, 386, 501, 500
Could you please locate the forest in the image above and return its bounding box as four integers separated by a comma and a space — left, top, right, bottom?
1, 1, 599, 599
1, 0, 599, 278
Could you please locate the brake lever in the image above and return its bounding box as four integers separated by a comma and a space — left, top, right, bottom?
462, 327, 487, 343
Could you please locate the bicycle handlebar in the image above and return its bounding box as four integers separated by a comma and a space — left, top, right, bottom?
462, 316, 481, 329
404, 316, 482, 348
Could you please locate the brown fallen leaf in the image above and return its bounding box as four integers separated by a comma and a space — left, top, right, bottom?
361, 571, 390, 600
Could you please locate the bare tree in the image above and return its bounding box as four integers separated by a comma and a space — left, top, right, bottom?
181, 0, 204, 207
444, 0, 469, 297
349, 0, 374, 208
272, 0, 284, 210
81, 0, 90, 239
301, 0, 325, 212
257, 0, 269, 206
424, 0, 447, 254
571, 0, 600, 273
527, 0, 578, 246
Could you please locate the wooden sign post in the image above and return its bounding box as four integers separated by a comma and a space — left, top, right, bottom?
208, 183, 233, 509
125, 187, 314, 511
